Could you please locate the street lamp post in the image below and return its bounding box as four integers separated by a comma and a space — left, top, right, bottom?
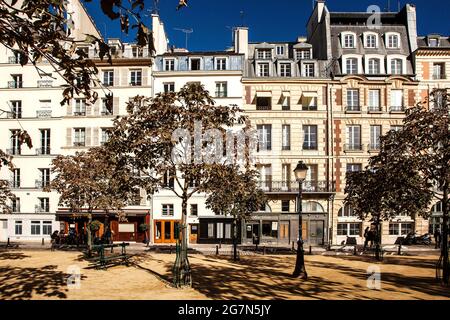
293, 161, 308, 279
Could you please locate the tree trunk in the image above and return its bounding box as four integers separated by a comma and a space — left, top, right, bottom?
233, 217, 238, 261
173, 194, 192, 288
375, 218, 382, 261
87, 212, 93, 257
440, 183, 449, 285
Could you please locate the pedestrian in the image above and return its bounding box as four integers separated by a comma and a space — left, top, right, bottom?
50, 230, 59, 251
434, 227, 442, 249
104, 226, 112, 244
363, 227, 370, 251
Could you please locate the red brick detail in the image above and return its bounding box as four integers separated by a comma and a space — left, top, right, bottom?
422, 62, 430, 80
323, 86, 328, 105
335, 89, 342, 106
335, 159, 342, 193
333, 120, 342, 156
408, 89, 416, 107
421, 90, 429, 109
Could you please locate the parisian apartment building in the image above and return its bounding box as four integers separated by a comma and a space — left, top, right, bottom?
0, 0, 448, 246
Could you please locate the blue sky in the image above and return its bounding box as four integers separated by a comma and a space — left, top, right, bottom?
84, 0, 450, 51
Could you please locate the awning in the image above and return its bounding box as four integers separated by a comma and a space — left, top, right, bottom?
256, 91, 272, 98
302, 91, 318, 98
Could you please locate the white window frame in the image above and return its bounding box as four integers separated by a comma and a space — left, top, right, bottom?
73, 128, 86, 146
364, 32, 378, 48
346, 125, 361, 150
342, 32, 357, 49
103, 70, 114, 86
276, 45, 285, 56
215, 82, 228, 98
390, 89, 404, 111
295, 49, 311, 60
387, 55, 406, 75
303, 63, 315, 77
370, 125, 382, 150
282, 125, 291, 150
163, 58, 175, 71
386, 32, 401, 49
215, 57, 227, 71
279, 63, 292, 77
368, 89, 381, 111
367, 58, 381, 74
130, 69, 142, 86
162, 204, 174, 216
257, 63, 270, 77
256, 49, 272, 59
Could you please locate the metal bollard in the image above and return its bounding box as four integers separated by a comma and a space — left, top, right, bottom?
292, 241, 295, 251
42, 238, 45, 246
398, 243, 402, 255
354, 246, 357, 255
169, 245, 172, 254
7, 237, 10, 248
263, 246, 266, 255
216, 245, 219, 255
309, 246, 312, 255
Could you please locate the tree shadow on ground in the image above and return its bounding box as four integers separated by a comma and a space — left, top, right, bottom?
336, 255, 439, 270
0, 251, 30, 261
130, 254, 174, 287
0, 265, 85, 300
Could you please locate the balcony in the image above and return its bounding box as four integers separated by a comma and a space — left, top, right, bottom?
258, 180, 336, 194
8, 56, 19, 64
303, 144, 318, 151
8, 81, 23, 89
36, 110, 52, 118
367, 144, 381, 152
368, 106, 383, 113
6, 148, 21, 156
256, 105, 272, 111
8, 180, 20, 189
345, 106, 361, 113
35, 205, 50, 213
344, 144, 363, 152
73, 142, 86, 147
35, 180, 50, 189
390, 105, 405, 113
37, 80, 53, 88
36, 148, 51, 156
73, 111, 86, 116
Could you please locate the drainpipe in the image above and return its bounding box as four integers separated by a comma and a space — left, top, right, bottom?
328, 82, 335, 246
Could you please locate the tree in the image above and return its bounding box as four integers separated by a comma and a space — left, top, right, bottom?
346, 90, 449, 282
47, 146, 138, 255
105, 83, 251, 287
204, 165, 267, 261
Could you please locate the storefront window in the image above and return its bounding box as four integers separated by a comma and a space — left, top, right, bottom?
262, 221, 278, 238
225, 223, 232, 239
208, 223, 214, 239
217, 223, 224, 239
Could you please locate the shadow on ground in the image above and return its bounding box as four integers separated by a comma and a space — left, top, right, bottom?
0, 251, 30, 261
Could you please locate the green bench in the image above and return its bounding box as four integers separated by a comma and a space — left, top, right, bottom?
89, 242, 131, 269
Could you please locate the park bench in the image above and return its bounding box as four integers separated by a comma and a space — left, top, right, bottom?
89, 242, 131, 269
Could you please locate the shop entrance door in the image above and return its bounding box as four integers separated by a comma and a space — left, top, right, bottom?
279, 221, 290, 243
190, 224, 199, 244
309, 220, 325, 246
154, 220, 179, 243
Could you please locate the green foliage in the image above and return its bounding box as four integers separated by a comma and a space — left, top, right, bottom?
90, 220, 102, 232
139, 223, 149, 232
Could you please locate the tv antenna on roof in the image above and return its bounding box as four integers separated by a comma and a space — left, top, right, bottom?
174, 28, 193, 50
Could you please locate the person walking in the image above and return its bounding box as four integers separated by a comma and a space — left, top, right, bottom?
434, 227, 442, 249
363, 227, 370, 251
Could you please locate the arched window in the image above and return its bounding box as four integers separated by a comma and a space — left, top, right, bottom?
338, 204, 356, 217
365, 34, 377, 48
368, 58, 380, 74
303, 201, 324, 213
391, 59, 403, 75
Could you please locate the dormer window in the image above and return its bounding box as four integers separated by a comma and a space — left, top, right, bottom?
132, 46, 143, 58
365, 33, 378, 48
164, 59, 175, 71
346, 58, 358, 74
429, 38, 439, 47
215, 58, 227, 70
391, 59, 403, 75
342, 33, 356, 48
276, 46, 285, 56
368, 58, 380, 74
295, 49, 311, 60
386, 33, 400, 49
257, 49, 272, 60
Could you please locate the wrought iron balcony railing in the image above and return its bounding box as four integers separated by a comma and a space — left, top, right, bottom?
6, 148, 21, 155
73, 111, 86, 116
37, 80, 53, 88
258, 180, 336, 193
6, 112, 21, 119
256, 105, 272, 111
368, 106, 382, 112
344, 144, 363, 152
73, 142, 86, 147
35, 180, 50, 189
8, 56, 19, 64
36, 110, 52, 118
390, 105, 405, 112
8, 180, 20, 189
368, 143, 381, 151
346, 105, 361, 112
35, 205, 50, 213
36, 147, 51, 155
8, 81, 23, 88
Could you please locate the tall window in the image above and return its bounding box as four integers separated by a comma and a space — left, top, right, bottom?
368, 58, 380, 74
162, 204, 174, 216
281, 164, 291, 190
346, 58, 358, 74
390, 90, 404, 111
74, 99, 86, 116
73, 128, 86, 147
12, 198, 20, 213
343, 34, 355, 48
216, 58, 227, 70
215, 82, 228, 98
370, 125, 382, 150
276, 46, 284, 55
103, 70, 114, 86
39, 168, 51, 188
101, 128, 110, 145
163, 82, 175, 93
368, 89, 381, 111
347, 163, 362, 172
10, 100, 22, 119
132, 46, 143, 58
40, 129, 51, 155
31, 221, 41, 235
164, 59, 175, 71
15, 221, 22, 235
190, 204, 198, 216
257, 63, 269, 77
282, 125, 291, 151
256, 97, 271, 110
130, 69, 142, 86
303, 63, 315, 77
346, 125, 361, 151
339, 204, 356, 217
433, 63, 445, 80
257, 125, 272, 151
387, 34, 400, 48
366, 34, 377, 48
9, 74, 23, 88
10, 130, 21, 155
190, 58, 201, 70
12, 168, 20, 188
281, 200, 290, 212
346, 89, 360, 111
163, 170, 175, 188
43, 221, 52, 235
280, 63, 291, 77
391, 59, 403, 75
257, 49, 272, 59
101, 98, 112, 116
303, 125, 318, 150
38, 198, 50, 213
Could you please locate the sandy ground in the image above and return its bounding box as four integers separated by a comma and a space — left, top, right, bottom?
0, 250, 449, 300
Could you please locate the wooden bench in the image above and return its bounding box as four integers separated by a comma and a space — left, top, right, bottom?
89, 242, 130, 269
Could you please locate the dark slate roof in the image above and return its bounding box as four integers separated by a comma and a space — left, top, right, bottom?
161, 51, 243, 57
417, 36, 450, 48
